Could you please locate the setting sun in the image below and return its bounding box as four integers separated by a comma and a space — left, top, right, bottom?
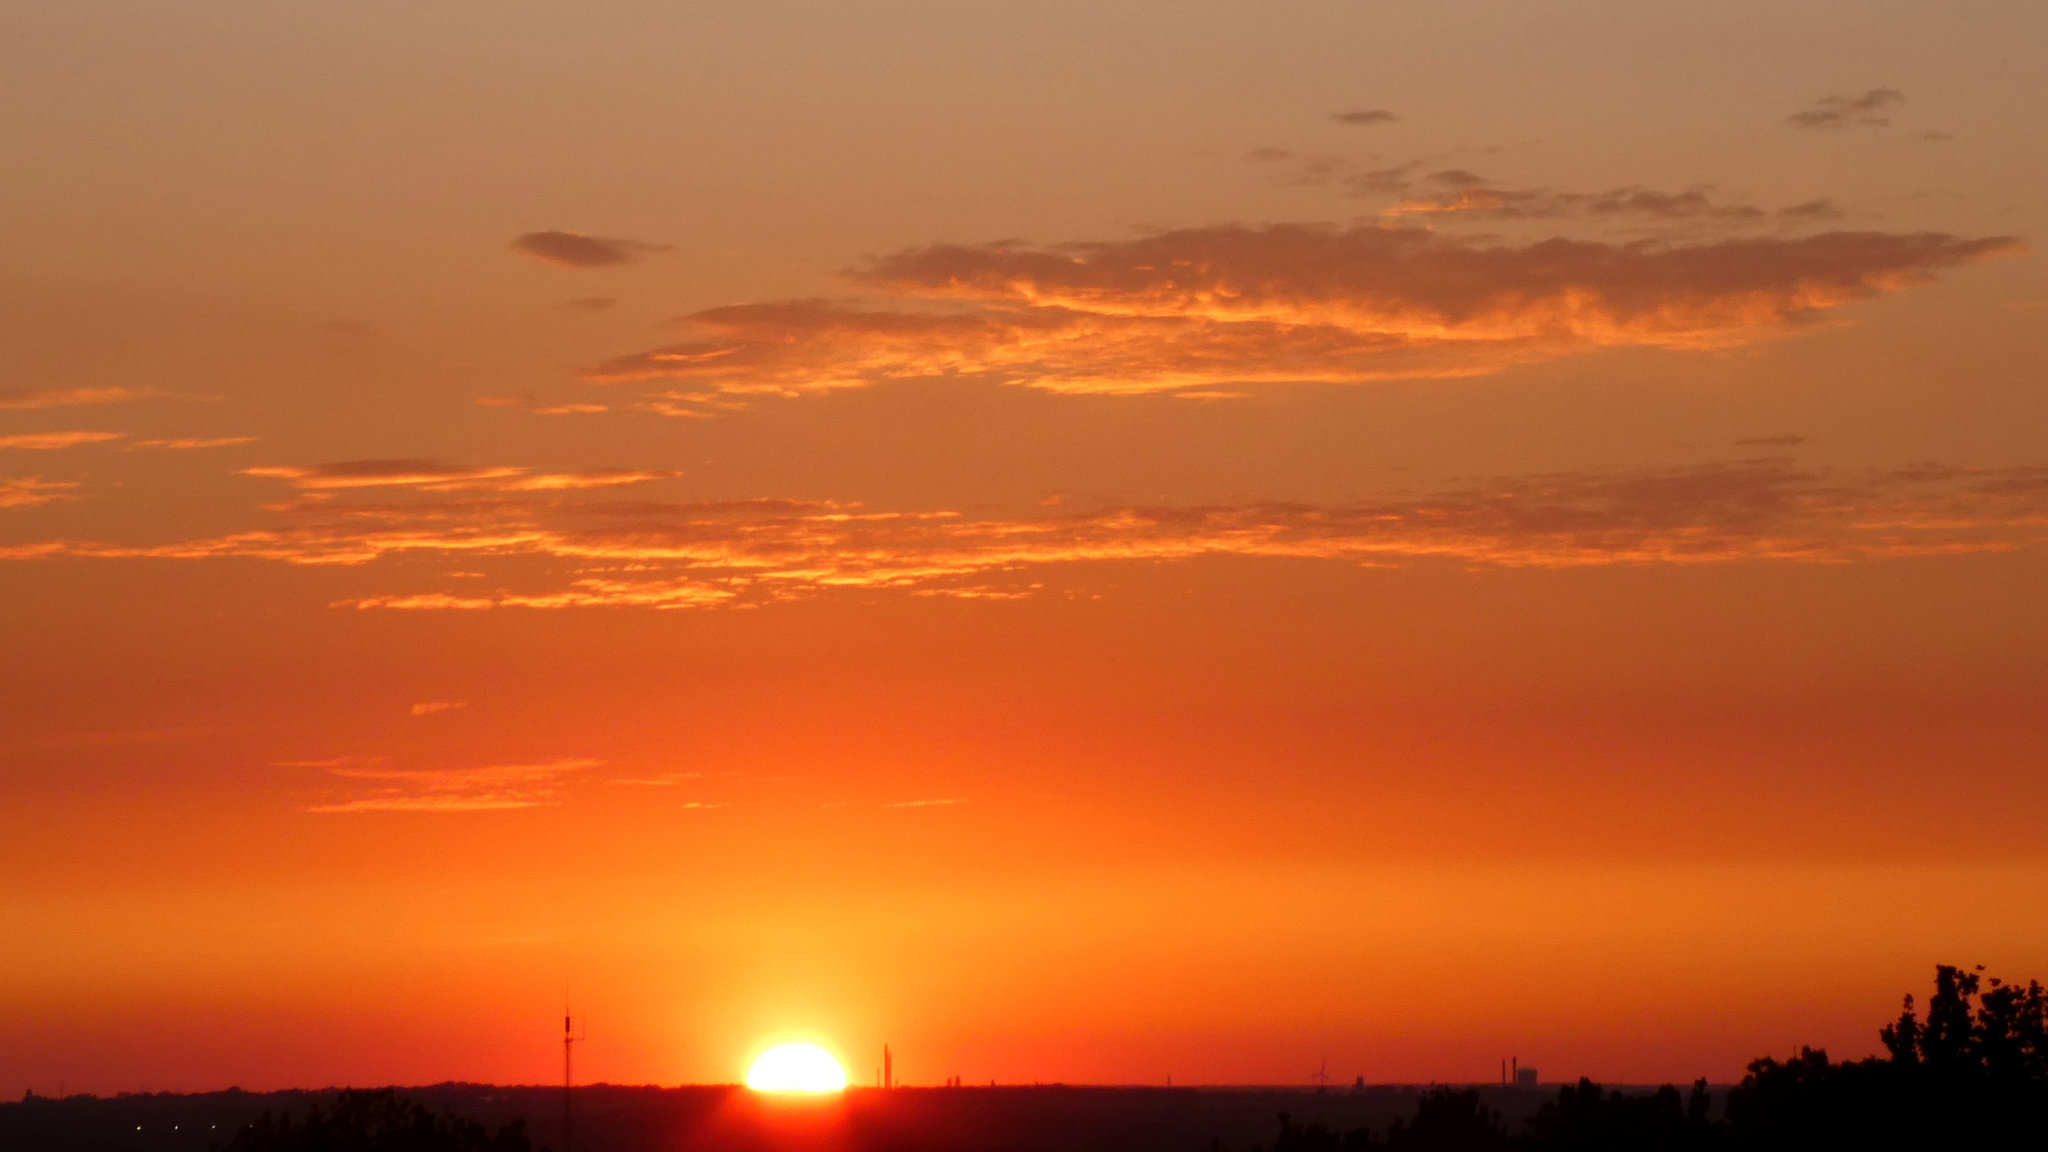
745, 1043, 848, 1093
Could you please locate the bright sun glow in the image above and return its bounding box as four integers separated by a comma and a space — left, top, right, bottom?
746, 1043, 848, 1092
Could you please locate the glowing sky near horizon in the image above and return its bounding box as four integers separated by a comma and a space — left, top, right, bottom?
4, 0, 2048, 1096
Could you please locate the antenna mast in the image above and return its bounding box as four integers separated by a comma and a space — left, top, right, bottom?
563, 1008, 587, 1152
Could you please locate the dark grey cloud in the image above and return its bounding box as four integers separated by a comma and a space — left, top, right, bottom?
1426, 168, 1490, 189
1288, 158, 1841, 230
1331, 109, 1399, 127
1777, 200, 1846, 222
1787, 89, 1905, 130
511, 231, 669, 268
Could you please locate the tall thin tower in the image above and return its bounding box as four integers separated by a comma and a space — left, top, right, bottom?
883, 1044, 893, 1089
563, 1010, 586, 1152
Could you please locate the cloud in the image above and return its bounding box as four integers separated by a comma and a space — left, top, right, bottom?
0, 387, 155, 410
0, 477, 77, 508
1382, 183, 1773, 224
585, 224, 2016, 406
1271, 156, 1856, 235
1331, 109, 1398, 127
409, 701, 466, 716
14, 458, 2048, 607
1734, 434, 1808, 448
0, 431, 124, 450
306, 796, 538, 813
1787, 88, 1904, 130
304, 757, 601, 813
1777, 199, 1846, 222
478, 396, 611, 415
881, 797, 969, 808
272, 755, 383, 769
607, 772, 705, 786
511, 231, 669, 268
129, 436, 258, 450
242, 459, 670, 492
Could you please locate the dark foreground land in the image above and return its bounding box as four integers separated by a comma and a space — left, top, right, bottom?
11, 964, 2048, 1152
0, 1083, 1593, 1152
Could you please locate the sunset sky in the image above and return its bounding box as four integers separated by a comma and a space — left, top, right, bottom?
5, 1, 2048, 1095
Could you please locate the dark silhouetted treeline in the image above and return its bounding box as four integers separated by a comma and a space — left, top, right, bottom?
1269, 1081, 1717, 1152
1262, 964, 2048, 1151
220, 1089, 534, 1152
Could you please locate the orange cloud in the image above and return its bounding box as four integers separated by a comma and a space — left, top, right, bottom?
510, 230, 668, 268
1380, 184, 1775, 224
857, 226, 2011, 339
0, 431, 124, 450
0, 387, 156, 410
586, 225, 2015, 406
242, 459, 672, 492
1330, 109, 1399, 126
11, 459, 2048, 607
0, 477, 78, 508
130, 436, 258, 450
478, 396, 611, 415
606, 772, 704, 786
304, 757, 602, 813
409, 701, 466, 716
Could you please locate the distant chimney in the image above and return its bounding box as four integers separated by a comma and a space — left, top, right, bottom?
884, 1044, 893, 1089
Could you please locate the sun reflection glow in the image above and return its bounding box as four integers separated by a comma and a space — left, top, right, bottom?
746, 1043, 848, 1092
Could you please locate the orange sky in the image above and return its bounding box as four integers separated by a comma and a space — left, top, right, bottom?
4, 0, 2048, 1095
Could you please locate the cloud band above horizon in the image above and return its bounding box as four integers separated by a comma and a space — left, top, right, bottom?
583, 224, 2017, 410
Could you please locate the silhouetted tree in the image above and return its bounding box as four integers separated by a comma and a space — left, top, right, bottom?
1728, 964, 2048, 1151
1273, 1110, 1383, 1151
1251, 965, 2048, 1152
1521, 1078, 1719, 1152
220, 1089, 535, 1152
1385, 1089, 1505, 1152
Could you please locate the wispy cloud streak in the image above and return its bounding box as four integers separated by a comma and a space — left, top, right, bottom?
0, 431, 124, 450
511, 231, 669, 268
243, 459, 673, 492
303, 757, 602, 813
8, 459, 2048, 607
0, 477, 78, 508
131, 436, 257, 451
1787, 89, 1905, 130
0, 387, 157, 410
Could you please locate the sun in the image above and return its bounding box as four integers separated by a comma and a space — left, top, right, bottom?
746, 1042, 848, 1092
